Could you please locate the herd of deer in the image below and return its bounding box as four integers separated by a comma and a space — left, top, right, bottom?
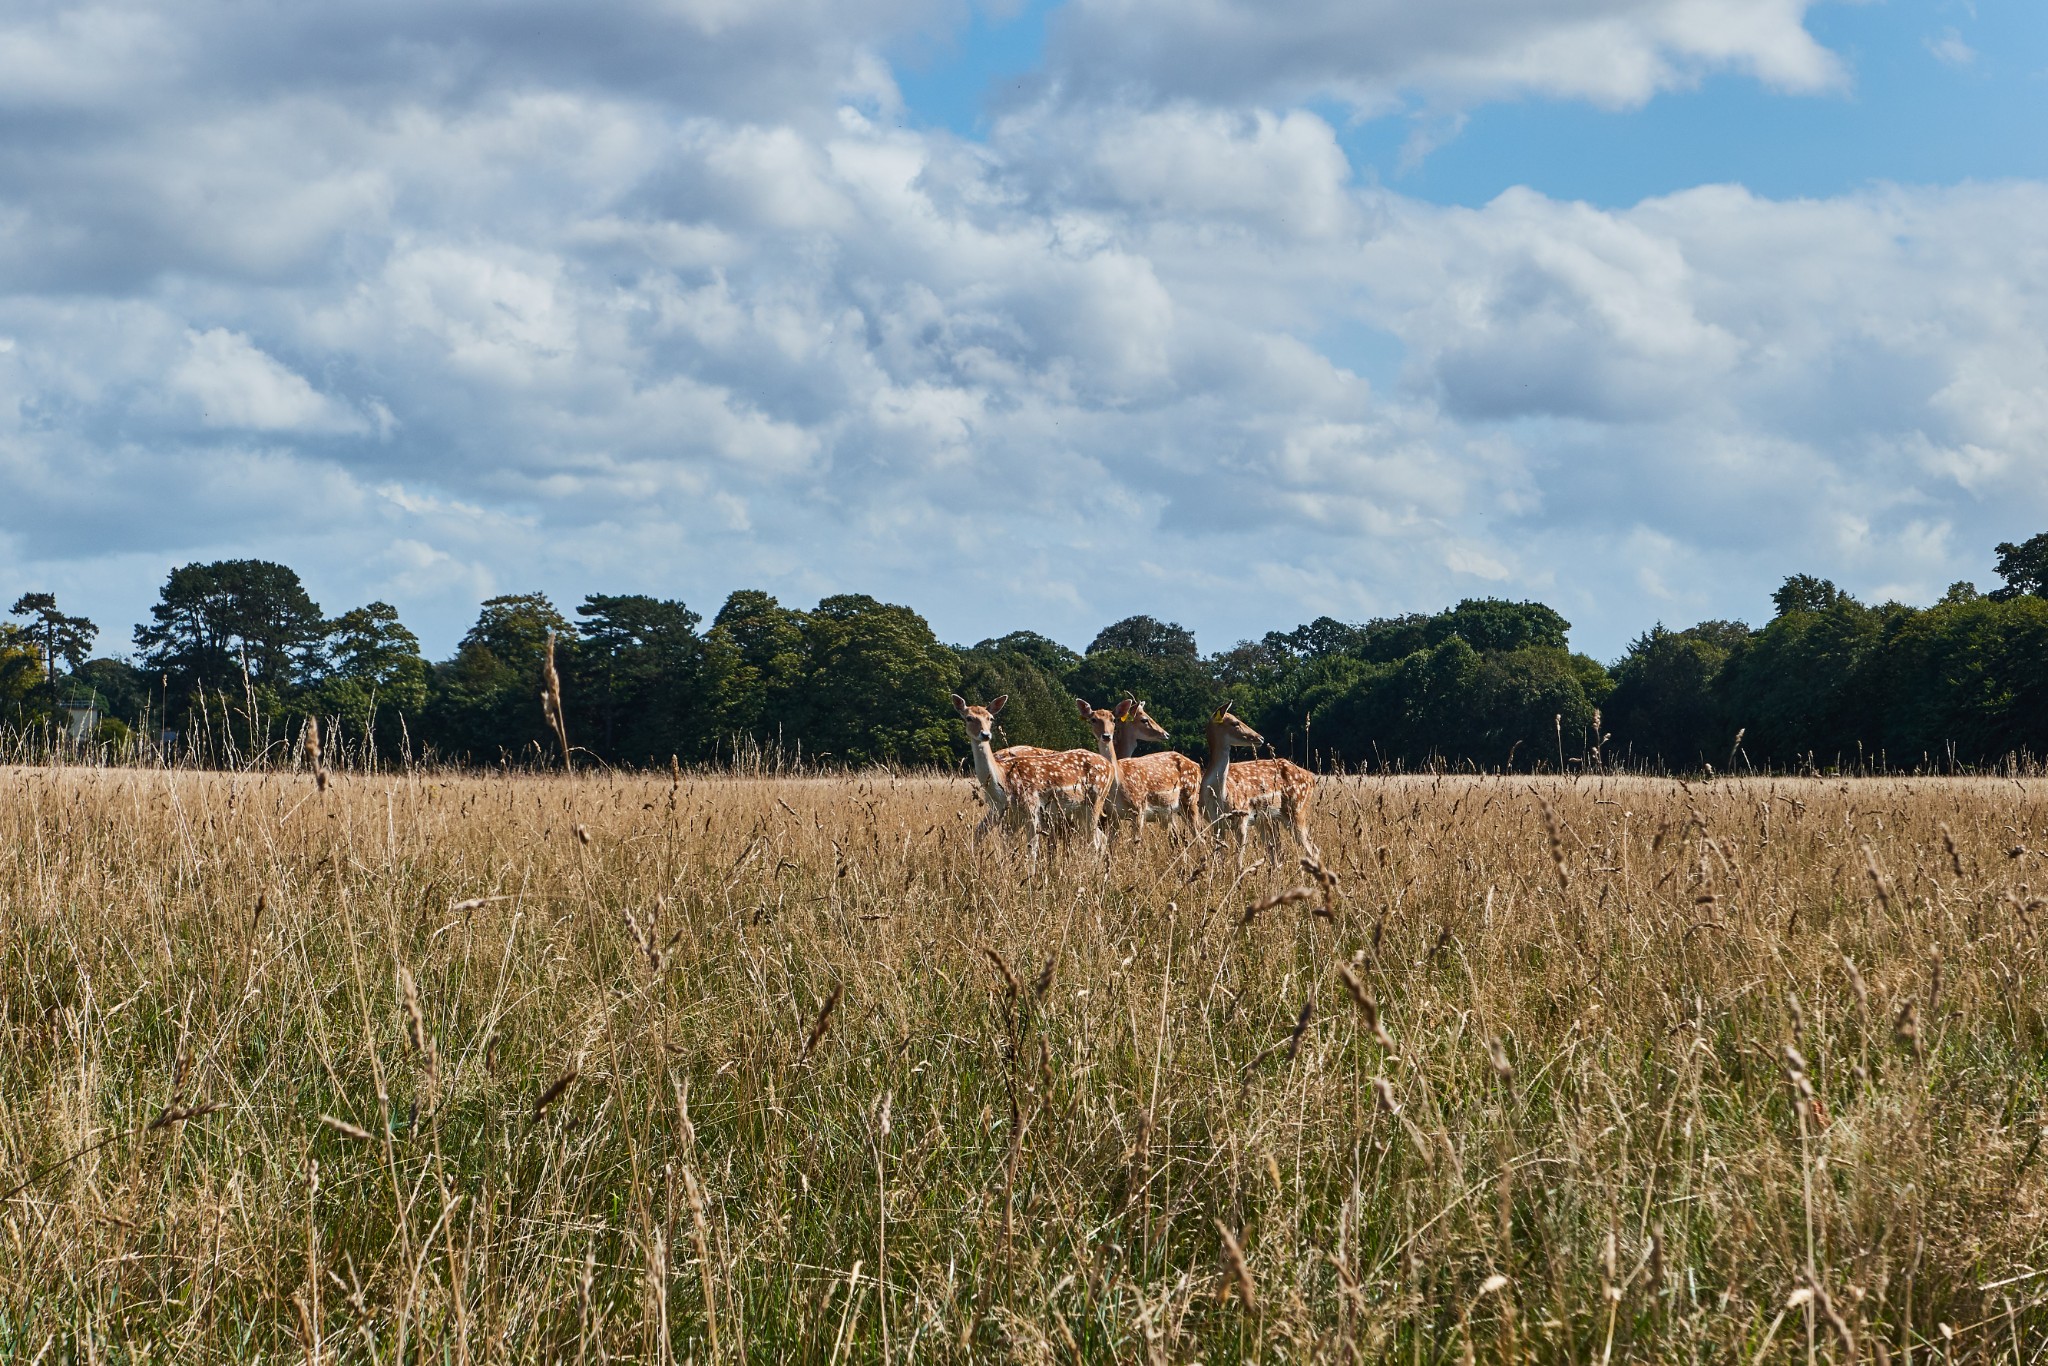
949, 693, 1319, 864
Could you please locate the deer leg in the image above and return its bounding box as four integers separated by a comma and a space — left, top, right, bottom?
1286, 795, 1319, 861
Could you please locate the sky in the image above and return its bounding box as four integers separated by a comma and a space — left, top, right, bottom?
1, 0, 2044, 664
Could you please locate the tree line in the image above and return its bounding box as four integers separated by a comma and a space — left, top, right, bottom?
8, 532, 2048, 774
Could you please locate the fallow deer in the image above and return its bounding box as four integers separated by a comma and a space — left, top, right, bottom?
953, 695, 1043, 816
952, 694, 1112, 858
1200, 704, 1319, 864
1075, 697, 1201, 843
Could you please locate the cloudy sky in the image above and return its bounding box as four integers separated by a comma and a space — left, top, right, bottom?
2, 0, 2044, 661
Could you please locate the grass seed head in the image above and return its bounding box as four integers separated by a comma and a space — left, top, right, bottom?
1215, 1222, 1258, 1311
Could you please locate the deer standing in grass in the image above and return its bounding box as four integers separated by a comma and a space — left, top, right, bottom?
954, 694, 1048, 815
1200, 704, 1319, 864
952, 694, 1112, 858
1077, 697, 1201, 844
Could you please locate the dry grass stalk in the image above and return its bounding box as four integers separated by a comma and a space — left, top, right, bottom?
319, 1115, 375, 1142
1337, 963, 1395, 1049
531, 1069, 579, 1120
801, 983, 843, 1060
2, 766, 2044, 1359
983, 948, 1020, 998
1245, 999, 1315, 1076
540, 630, 571, 771
304, 717, 328, 791
1215, 1221, 1258, 1312
1539, 799, 1571, 891
1243, 885, 1317, 923
682, 1166, 721, 1360
148, 1099, 228, 1131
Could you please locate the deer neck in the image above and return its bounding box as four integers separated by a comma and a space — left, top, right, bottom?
968, 735, 1009, 806
1113, 719, 1142, 760
1202, 723, 1233, 802
1092, 730, 1127, 800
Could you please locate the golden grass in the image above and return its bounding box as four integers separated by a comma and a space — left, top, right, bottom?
2, 764, 2046, 1361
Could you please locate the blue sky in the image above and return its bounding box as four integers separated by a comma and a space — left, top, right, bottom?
1, 0, 2045, 662
896, 0, 2047, 206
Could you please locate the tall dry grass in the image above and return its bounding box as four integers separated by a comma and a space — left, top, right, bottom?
1, 764, 2045, 1361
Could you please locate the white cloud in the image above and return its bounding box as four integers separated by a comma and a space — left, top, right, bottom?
169, 328, 365, 433
0, 0, 2043, 663
1926, 28, 1976, 69
1043, 0, 1844, 113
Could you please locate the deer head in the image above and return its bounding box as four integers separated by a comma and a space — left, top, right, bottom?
1075, 698, 1118, 752
1207, 704, 1264, 749
1114, 696, 1170, 746
951, 693, 1007, 745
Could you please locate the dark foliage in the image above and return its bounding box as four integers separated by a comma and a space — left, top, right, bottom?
10, 592, 98, 688
133, 560, 326, 709
425, 593, 575, 764
1087, 615, 1198, 660
24, 535, 2048, 773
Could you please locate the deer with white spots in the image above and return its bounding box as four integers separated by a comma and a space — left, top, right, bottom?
1200, 704, 1319, 865
1076, 697, 1202, 844
953, 694, 1049, 818
952, 694, 1112, 858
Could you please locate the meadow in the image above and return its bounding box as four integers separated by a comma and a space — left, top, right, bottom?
1, 762, 2045, 1362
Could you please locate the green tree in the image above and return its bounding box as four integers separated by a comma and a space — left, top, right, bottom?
972, 630, 1082, 678
1605, 621, 1751, 769
1088, 615, 1198, 660
1429, 598, 1571, 654
133, 560, 325, 703
954, 642, 1091, 752
1720, 581, 1886, 765
1866, 593, 2048, 763
703, 591, 808, 754
1990, 533, 2048, 601
0, 624, 44, 724
792, 595, 960, 767
1771, 574, 1849, 617
315, 602, 429, 754
1228, 601, 1598, 771
424, 593, 574, 763
1350, 614, 1434, 664
1468, 646, 1604, 767
1210, 637, 1293, 692
9, 592, 98, 688
71, 657, 149, 729
572, 594, 711, 764
1277, 616, 1368, 660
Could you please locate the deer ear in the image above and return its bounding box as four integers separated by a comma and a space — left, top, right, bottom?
988, 695, 1008, 714
1212, 705, 1229, 723
950, 694, 970, 714
1075, 698, 1092, 718
1112, 699, 1132, 720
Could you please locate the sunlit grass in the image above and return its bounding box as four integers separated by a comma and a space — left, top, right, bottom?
2, 763, 2045, 1360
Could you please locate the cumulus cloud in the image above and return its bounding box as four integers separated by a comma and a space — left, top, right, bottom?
0, 0, 2042, 661
169, 329, 367, 433
1042, 0, 1844, 113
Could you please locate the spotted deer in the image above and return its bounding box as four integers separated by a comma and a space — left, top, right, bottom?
1200, 704, 1319, 864
952, 694, 1112, 857
952, 695, 1047, 815
1075, 697, 1201, 843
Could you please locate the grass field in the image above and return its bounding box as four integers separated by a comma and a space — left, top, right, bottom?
2, 763, 2046, 1362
